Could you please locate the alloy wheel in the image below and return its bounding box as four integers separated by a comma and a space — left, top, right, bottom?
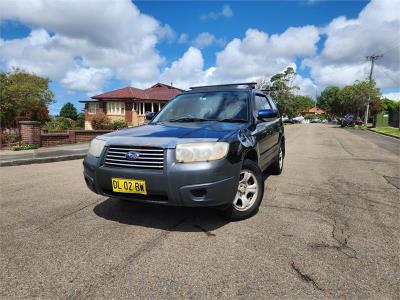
233, 169, 259, 211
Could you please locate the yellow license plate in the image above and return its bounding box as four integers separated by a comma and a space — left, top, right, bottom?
111, 178, 147, 195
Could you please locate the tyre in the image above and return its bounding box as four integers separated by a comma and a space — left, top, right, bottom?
270, 143, 284, 175
219, 159, 264, 221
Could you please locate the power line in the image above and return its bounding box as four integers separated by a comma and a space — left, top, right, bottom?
376, 65, 400, 86
379, 42, 400, 56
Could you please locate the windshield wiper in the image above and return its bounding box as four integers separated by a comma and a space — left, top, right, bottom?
167, 117, 209, 122
217, 118, 248, 123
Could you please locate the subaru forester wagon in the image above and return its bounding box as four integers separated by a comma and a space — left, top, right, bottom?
83, 83, 285, 220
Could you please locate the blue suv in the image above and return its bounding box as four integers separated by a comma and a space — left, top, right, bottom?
83, 83, 285, 220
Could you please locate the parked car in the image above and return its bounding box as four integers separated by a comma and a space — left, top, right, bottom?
292, 116, 305, 124
341, 114, 363, 127
310, 118, 321, 123
282, 117, 294, 124
83, 83, 285, 220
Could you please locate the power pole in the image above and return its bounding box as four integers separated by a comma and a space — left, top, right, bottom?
364, 54, 383, 126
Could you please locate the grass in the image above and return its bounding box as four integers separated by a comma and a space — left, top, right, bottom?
371, 127, 400, 137
345, 125, 368, 130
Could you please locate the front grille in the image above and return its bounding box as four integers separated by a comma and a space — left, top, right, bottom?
104, 146, 165, 169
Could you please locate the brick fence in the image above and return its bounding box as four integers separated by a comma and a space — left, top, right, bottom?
20, 121, 42, 145
1, 121, 113, 149
41, 130, 112, 147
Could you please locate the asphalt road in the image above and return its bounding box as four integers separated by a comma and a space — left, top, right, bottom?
1, 124, 399, 299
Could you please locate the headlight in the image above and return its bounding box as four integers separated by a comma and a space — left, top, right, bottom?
88, 138, 107, 157
176, 142, 229, 163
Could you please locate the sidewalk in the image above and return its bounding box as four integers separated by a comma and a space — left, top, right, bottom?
0, 143, 89, 167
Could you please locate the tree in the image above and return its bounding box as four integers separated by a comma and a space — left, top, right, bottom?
317, 86, 343, 116
381, 98, 397, 112
292, 95, 315, 116
59, 102, 78, 120
338, 80, 380, 119
0, 68, 54, 128
256, 67, 301, 116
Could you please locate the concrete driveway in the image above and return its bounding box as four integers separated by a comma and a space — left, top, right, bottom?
0, 124, 399, 298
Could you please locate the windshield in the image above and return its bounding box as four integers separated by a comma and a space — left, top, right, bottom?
152, 91, 249, 123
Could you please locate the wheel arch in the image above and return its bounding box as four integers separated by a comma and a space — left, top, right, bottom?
243, 148, 258, 163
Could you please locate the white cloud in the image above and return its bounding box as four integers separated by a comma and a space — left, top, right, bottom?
61, 67, 112, 92
1, 0, 397, 102
200, 4, 233, 21
0, 0, 171, 88
213, 26, 319, 81
160, 47, 212, 89
160, 25, 320, 90
293, 74, 317, 97
222, 4, 233, 17
304, 0, 400, 89
192, 32, 226, 49
178, 33, 189, 44
382, 92, 400, 101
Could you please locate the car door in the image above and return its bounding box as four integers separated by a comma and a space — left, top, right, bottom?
252, 94, 274, 169
266, 95, 281, 151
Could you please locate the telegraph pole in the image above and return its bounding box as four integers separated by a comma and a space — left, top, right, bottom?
364, 54, 383, 126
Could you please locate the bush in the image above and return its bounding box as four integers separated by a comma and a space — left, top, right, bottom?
13, 144, 39, 151
2, 132, 19, 143
44, 117, 76, 131
111, 119, 129, 130
76, 112, 85, 129
304, 114, 315, 120
91, 112, 111, 130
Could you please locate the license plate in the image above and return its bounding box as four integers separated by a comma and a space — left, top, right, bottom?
111, 178, 147, 195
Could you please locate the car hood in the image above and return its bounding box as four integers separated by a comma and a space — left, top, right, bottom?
102, 122, 246, 148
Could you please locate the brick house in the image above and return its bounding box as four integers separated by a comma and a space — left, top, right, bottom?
80, 83, 183, 130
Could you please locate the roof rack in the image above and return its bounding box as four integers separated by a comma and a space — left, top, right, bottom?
189, 82, 257, 90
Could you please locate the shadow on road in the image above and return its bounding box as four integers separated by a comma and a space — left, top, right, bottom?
93, 170, 275, 232
93, 198, 229, 233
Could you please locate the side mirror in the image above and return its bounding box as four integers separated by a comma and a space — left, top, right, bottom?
145, 112, 156, 120
258, 109, 278, 119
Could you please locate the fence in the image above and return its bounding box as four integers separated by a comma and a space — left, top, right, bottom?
0, 122, 112, 149
41, 130, 112, 147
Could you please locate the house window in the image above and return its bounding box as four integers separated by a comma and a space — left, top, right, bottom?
133, 102, 142, 115
88, 103, 100, 114
107, 102, 125, 115
144, 103, 152, 113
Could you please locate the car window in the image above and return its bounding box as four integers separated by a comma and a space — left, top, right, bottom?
255, 95, 272, 111
267, 96, 277, 110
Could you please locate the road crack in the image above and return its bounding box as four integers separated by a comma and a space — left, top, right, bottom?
68, 218, 186, 298
36, 197, 104, 231
309, 218, 357, 259
291, 261, 324, 292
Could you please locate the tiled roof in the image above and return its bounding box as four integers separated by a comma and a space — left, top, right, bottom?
91, 83, 183, 101
306, 107, 325, 114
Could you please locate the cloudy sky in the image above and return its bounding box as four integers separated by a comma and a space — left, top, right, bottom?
0, 0, 399, 114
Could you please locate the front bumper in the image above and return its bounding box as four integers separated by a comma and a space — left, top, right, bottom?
83, 149, 241, 207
